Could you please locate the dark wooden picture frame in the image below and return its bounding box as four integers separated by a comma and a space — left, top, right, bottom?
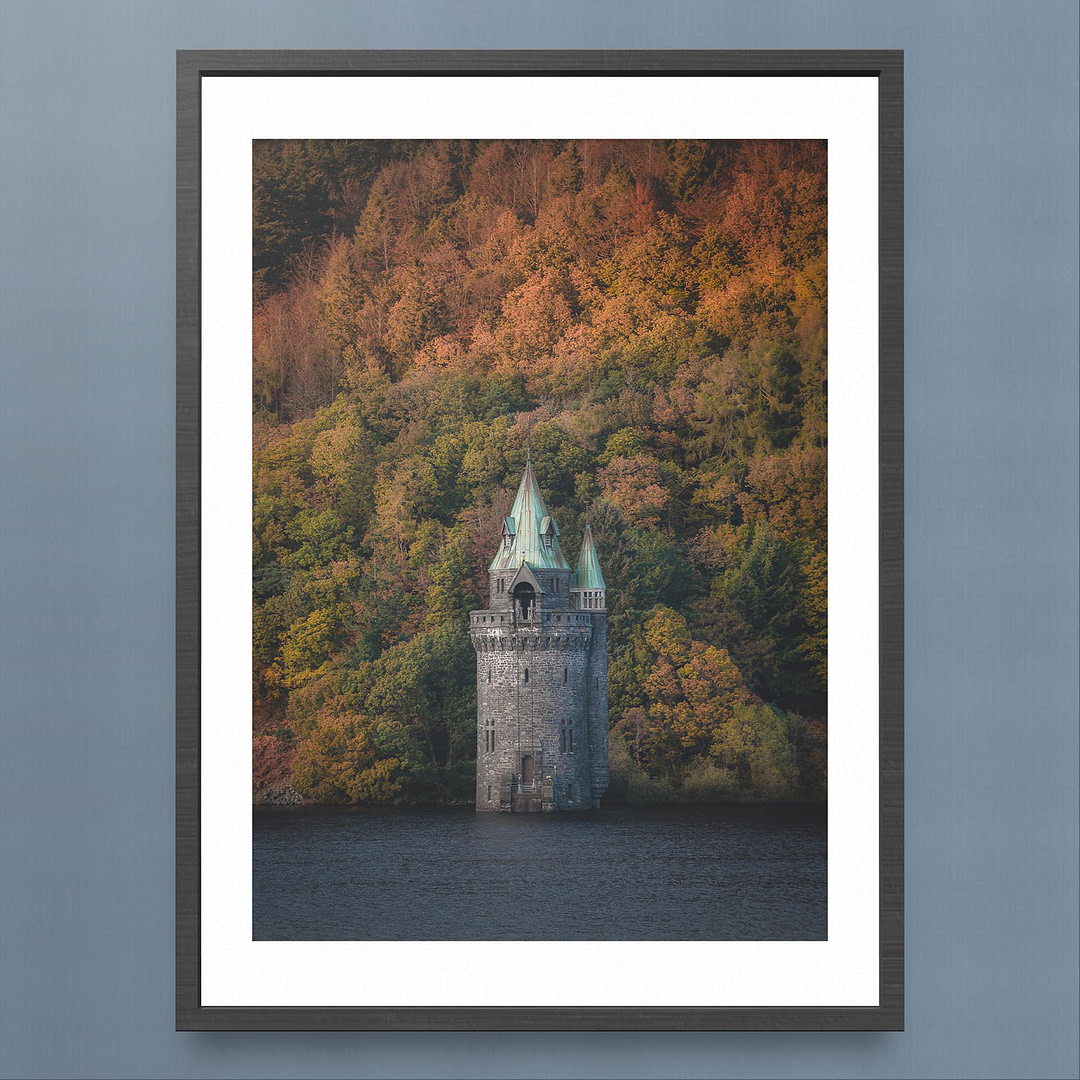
177, 49, 903, 1031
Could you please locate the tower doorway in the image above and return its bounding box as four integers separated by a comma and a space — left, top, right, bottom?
521, 754, 534, 785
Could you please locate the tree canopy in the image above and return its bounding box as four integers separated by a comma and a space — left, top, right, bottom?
251, 139, 828, 805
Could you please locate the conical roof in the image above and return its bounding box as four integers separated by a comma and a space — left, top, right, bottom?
489, 458, 571, 572
573, 523, 606, 590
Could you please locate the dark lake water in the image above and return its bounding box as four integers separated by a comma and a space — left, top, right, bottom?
253, 803, 826, 941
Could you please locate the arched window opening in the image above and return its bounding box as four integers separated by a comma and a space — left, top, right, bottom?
512, 582, 535, 620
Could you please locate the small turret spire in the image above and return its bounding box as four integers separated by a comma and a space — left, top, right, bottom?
574, 522, 607, 593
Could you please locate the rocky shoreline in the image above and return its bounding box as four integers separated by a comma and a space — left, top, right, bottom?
254, 783, 304, 806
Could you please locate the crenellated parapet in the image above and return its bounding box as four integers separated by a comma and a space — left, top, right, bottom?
469, 610, 593, 639
469, 627, 592, 652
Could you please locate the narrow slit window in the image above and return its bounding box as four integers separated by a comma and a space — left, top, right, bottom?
524, 668, 529, 684
563, 667, 568, 684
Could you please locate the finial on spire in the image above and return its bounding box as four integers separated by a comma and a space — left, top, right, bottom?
526, 439, 531, 464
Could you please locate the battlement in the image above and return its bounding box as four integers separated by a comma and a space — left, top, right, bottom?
469, 611, 592, 652
469, 609, 593, 630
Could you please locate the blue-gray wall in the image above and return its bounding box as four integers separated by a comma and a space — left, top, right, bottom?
0, 3, 1076, 1078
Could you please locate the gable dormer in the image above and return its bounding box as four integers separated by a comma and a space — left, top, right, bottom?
539, 515, 558, 553
508, 562, 544, 595
508, 562, 543, 622
500, 516, 516, 555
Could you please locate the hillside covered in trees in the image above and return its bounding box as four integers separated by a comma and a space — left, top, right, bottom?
252, 139, 828, 805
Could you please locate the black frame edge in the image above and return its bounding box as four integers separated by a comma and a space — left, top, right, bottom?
877, 49, 905, 1032
176, 48, 202, 1031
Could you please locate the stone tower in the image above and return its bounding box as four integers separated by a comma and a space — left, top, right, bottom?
469, 457, 609, 812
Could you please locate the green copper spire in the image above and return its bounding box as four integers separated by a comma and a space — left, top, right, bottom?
574, 523, 606, 590
489, 458, 571, 571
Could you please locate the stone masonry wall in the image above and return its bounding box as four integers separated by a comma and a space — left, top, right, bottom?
471, 616, 594, 811
488, 567, 573, 610
586, 611, 610, 807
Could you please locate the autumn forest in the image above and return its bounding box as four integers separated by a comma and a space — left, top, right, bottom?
252, 138, 828, 806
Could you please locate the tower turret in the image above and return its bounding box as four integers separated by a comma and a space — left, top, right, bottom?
572, 522, 606, 611
574, 523, 609, 807
469, 460, 609, 812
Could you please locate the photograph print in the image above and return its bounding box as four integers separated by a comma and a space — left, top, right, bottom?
250, 136, 830, 943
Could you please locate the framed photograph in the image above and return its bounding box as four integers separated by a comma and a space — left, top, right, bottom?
177, 50, 903, 1030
